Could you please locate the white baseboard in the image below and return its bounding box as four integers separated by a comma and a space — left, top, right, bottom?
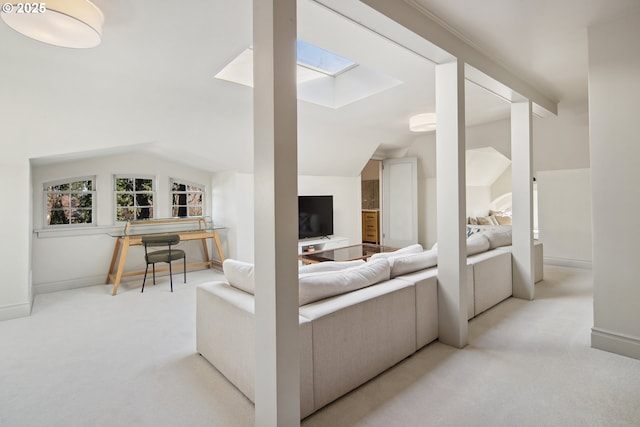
33, 274, 107, 295
592, 328, 640, 360
544, 257, 592, 269
0, 302, 32, 321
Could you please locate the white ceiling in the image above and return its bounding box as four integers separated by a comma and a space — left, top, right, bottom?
4, 0, 637, 176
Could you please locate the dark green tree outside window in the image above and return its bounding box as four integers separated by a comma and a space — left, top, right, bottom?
171, 181, 203, 217
45, 179, 94, 226
115, 177, 154, 221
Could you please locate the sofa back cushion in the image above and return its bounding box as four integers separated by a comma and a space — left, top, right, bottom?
369, 243, 423, 261
299, 259, 365, 274
466, 233, 491, 255
298, 258, 391, 306
388, 250, 438, 278
484, 228, 512, 249
223, 259, 255, 295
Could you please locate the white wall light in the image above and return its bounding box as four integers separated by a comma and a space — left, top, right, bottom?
409, 113, 436, 132
1, 0, 104, 48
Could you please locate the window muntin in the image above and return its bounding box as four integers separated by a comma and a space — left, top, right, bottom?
44, 178, 95, 226
171, 179, 204, 218
115, 176, 154, 221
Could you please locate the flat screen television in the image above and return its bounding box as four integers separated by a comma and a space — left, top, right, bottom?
298, 195, 333, 239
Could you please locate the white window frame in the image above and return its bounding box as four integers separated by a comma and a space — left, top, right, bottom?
170, 178, 205, 218
43, 176, 96, 228
114, 175, 156, 223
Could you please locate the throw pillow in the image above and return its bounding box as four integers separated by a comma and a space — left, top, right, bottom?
476, 216, 493, 225
223, 259, 255, 295
369, 243, 423, 260
388, 249, 438, 278
467, 226, 482, 238
298, 258, 391, 306
299, 259, 365, 274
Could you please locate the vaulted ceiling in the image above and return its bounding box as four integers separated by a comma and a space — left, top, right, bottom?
4, 0, 636, 176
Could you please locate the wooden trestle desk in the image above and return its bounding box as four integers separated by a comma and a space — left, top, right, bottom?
106, 218, 225, 295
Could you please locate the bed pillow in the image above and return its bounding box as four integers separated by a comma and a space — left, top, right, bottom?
298, 258, 391, 306
369, 243, 423, 260
388, 249, 438, 278
299, 259, 365, 274
495, 215, 512, 225
476, 216, 494, 225
223, 259, 255, 295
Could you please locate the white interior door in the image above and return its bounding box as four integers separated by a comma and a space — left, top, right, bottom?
382, 157, 418, 248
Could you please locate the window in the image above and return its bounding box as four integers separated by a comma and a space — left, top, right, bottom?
115, 176, 154, 221
44, 177, 95, 226
296, 40, 357, 76
171, 179, 204, 217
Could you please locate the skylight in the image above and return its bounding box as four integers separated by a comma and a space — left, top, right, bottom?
214, 41, 401, 109
296, 40, 357, 76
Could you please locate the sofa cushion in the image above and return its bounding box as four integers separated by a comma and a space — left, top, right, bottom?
299, 259, 365, 274
484, 228, 513, 249
298, 258, 391, 306
388, 250, 438, 278
369, 243, 423, 260
222, 259, 255, 295
466, 233, 491, 255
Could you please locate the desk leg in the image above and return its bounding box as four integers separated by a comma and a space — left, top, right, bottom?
112, 236, 130, 296
106, 237, 122, 284
201, 238, 211, 268
213, 230, 225, 263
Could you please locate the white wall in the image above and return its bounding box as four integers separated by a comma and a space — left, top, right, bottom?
466, 186, 491, 218
491, 165, 512, 202
589, 6, 640, 359
30, 153, 215, 293
299, 175, 362, 245
212, 171, 254, 262
0, 159, 32, 320
537, 169, 592, 267
212, 172, 362, 263
406, 133, 437, 248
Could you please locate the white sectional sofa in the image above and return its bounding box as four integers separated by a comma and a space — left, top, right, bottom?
196, 234, 543, 418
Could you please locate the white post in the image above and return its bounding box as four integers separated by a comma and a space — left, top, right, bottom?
253, 0, 300, 425
511, 101, 535, 300
435, 60, 468, 348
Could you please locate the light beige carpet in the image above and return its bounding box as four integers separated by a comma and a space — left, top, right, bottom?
1, 265, 639, 426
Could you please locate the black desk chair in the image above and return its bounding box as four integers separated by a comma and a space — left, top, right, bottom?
141, 235, 186, 292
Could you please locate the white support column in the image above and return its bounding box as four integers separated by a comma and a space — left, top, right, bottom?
253, 0, 300, 425
511, 101, 535, 300
435, 60, 468, 348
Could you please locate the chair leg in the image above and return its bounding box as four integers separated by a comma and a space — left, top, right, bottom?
142, 264, 149, 293
183, 256, 186, 283
152, 264, 156, 285
169, 261, 174, 292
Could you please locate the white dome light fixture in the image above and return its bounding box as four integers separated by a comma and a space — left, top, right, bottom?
409, 113, 437, 132
1, 0, 104, 48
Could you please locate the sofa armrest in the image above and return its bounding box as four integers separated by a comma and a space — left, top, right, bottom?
196, 281, 315, 418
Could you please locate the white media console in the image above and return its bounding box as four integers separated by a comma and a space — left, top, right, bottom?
298, 236, 348, 254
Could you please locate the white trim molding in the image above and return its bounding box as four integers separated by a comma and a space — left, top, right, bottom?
543, 257, 592, 270
0, 302, 32, 321
592, 328, 640, 360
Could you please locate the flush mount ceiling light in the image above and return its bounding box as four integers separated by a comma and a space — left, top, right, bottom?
409, 113, 437, 132
1, 0, 104, 48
